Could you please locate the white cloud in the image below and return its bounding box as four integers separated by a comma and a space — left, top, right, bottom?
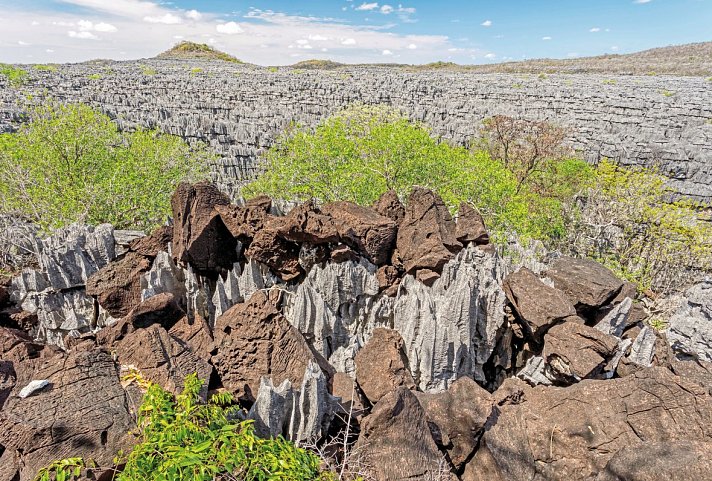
144, 13, 183, 24
567, 52, 579, 57
542, 36, 552, 40
94, 22, 118, 32
481, 20, 492, 27
342, 38, 357, 45
611, 45, 620, 51
484, 53, 496, 59
46, 49, 55, 53
589, 27, 601, 32
58, 0, 162, 18
407, 43, 417, 49
18, 40, 30, 46
76, 20, 118, 32
68, 30, 98, 39
382, 49, 393, 55
216, 21, 243, 34
356, 3, 379, 11
309, 34, 328, 41
634, 0, 651, 3
31, 21, 40, 26
185, 9, 202, 20
380, 5, 394, 14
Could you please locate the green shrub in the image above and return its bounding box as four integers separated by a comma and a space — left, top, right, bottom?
86, 73, 102, 80
32, 64, 58, 72
0, 101, 209, 232
568, 159, 712, 293
0, 63, 28, 87
35, 374, 333, 481
140, 65, 158, 76
245, 105, 591, 242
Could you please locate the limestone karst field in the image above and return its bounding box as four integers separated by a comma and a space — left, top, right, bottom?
0, 36, 712, 481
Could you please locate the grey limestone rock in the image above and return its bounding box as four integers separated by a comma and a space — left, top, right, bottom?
667, 280, 712, 361
393, 244, 507, 390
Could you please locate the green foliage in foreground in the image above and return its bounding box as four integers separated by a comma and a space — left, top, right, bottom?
245, 104, 593, 242
36, 374, 332, 481
0, 102, 209, 232
0, 63, 29, 87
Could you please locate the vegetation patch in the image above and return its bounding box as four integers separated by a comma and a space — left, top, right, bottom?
0, 63, 29, 87
0, 101, 209, 232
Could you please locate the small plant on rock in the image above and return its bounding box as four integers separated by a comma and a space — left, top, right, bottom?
0, 63, 29, 87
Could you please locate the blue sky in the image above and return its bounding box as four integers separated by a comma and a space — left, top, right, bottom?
0, 0, 710, 64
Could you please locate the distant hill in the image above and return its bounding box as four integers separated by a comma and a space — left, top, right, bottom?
290, 59, 344, 70
156, 42, 243, 63
448, 41, 712, 76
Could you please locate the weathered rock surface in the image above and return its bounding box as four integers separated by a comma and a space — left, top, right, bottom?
595, 440, 712, 481
245, 227, 303, 281
546, 256, 624, 310
543, 322, 619, 381
397, 187, 462, 275
465, 367, 712, 481
393, 244, 507, 389
372, 190, 405, 225
503, 267, 577, 342
667, 280, 712, 362
416, 377, 493, 470
85, 252, 152, 318
321, 201, 397, 266
358, 387, 446, 481
455, 202, 489, 245
171, 181, 237, 273
354, 328, 415, 405
0, 349, 134, 481
275, 200, 339, 245
248, 361, 335, 442
214, 195, 271, 241
212, 289, 323, 402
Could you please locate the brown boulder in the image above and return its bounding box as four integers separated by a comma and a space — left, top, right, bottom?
171, 181, 237, 273
466, 367, 712, 481
330, 244, 359, 263
595, 440, 712, 481
245, 227, 303, 281
455, 202, 489, 245
331, 372, 368, 421
416, 377, 493, 470
546, 256, 624, 310
372, 190, 405, 225
357, 387, 447, 481
168, 313, 214, 360
355, 328, 415, 405
0, 349, 134, 481
543, 322, 619, 381
321, 201, 397, 265
503, 267, 577, 342
212, 289, 321, 403
214, 197, 271, 241
85, 252, 151, 318
275, 200, 339, 244
116, 324, 212, 398
129, 225, 172, 258
397, 187, 462, 275
376, 265, 400, 293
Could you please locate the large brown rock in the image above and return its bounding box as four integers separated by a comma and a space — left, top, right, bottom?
355, 328, 415, 405
245, 227, 303, 281
595, 440, 712, 481
275, 200, 339, 244
357, 387, 447, 481
546, 256, 624, 310
168, 313, 214, 360
214, 196, 272, 241
465, 367, 712, 481
416, 377, 493, 470
372, 190, 405, 225
455, 202, 489, 245
85, 251, 151, 318
503, 267, 577, 342
321, 201, 397, 265
0, 349, 134, 481
128, 225, 172, 258
397, 187, 462, 275
171, 181, 237, 273
543, 321, 619, 381
212, 289, 321, 402
116, 323, 212, 398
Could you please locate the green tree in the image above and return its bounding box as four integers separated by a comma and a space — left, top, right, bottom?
245, 104, 591, 242
0, 101, 209, 232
